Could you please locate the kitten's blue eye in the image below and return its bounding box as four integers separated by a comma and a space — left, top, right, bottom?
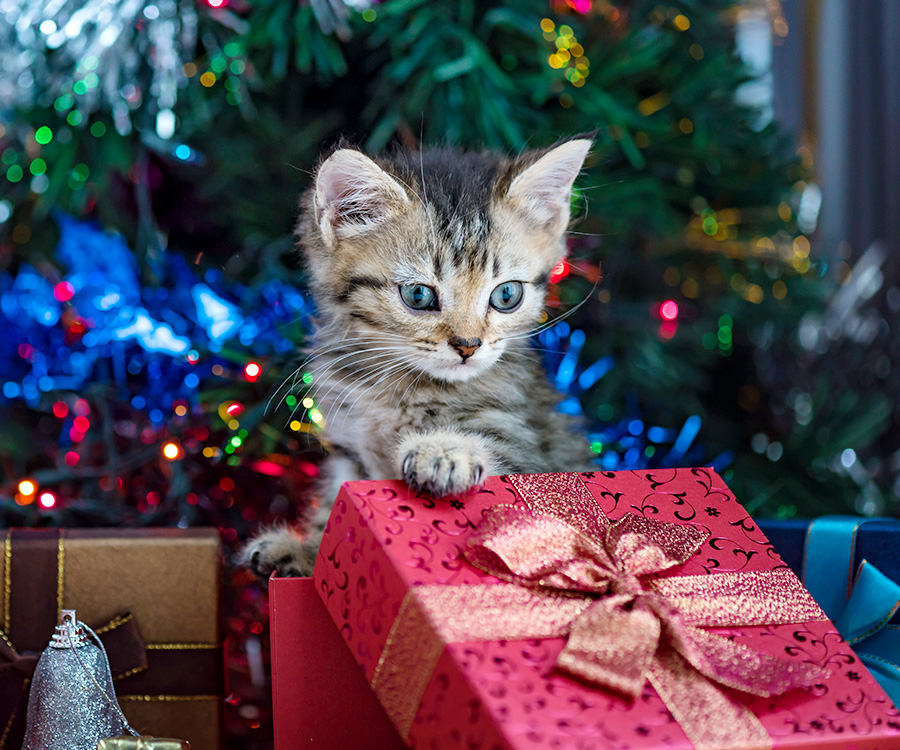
489, 281, 523, 312
400, 283, 439, 311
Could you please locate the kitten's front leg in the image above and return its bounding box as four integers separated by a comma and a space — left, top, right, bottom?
396, 429, 493, 496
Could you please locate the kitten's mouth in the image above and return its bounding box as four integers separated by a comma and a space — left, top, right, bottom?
424, 344, 503, 383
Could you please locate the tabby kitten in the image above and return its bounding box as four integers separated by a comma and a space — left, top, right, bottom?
244, 138, 595, 578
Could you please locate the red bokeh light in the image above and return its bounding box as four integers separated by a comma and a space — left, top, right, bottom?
244, 362, 262, 381
54, 281, 75, 302
53, 401, 69, 418
38, 492, 57, 509
659, 300, 679, 321
549, 261, 570, 283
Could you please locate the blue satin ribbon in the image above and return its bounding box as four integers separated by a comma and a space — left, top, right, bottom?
803, 515, 900, 707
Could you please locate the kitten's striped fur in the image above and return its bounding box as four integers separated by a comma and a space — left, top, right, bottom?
243, 139, 594, 578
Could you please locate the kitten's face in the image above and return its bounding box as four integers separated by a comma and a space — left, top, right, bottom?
302, 141, 590, 383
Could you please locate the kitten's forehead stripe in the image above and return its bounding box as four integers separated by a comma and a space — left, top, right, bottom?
380, 149, 499, 264
432, 252, 443, 281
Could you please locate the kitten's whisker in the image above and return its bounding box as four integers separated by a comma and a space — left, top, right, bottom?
285, 350, 408, 430
302, 343, 412, 382
329, 359, 411, 431
335, 362, 412, 432
500, 277, 601, 343
266, 365, 306, 414
307, 345, 411, 378
310, 350, 413, 410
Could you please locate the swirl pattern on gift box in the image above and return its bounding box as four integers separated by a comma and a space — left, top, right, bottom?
314, 469, 900, 750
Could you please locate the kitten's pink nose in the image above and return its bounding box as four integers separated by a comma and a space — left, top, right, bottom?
449, 336, 481, 361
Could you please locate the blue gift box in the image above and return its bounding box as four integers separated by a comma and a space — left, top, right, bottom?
757, 516, 900, 706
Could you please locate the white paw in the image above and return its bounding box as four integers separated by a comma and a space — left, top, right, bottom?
397, 431, 490, 496
240, 527, 316, 579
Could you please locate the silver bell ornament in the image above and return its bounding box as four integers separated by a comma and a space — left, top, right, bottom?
22, 609, 137, 750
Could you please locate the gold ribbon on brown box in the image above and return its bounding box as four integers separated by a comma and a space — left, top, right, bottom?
370, 473, 831, 750
0, 529, 220, 750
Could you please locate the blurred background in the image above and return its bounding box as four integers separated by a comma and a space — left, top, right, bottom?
1, 0, 898, 746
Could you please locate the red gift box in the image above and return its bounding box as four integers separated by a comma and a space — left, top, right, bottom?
282, 469, 900, 750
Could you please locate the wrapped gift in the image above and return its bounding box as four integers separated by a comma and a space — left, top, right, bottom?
0, 528, 223, 750
758, 516, 900, 706
309, 470, 900, 750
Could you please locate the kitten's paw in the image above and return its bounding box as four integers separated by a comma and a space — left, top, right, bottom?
397, 431, 490, 496
240, 527, 316, 580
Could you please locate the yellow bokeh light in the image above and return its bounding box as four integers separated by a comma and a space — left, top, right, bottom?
18, 479, 36, 496
793, 235, 810, 256
302, 396, 315, 408
746, 284, 764, 303
689, 44, 704, 60
681, 278, 700, 298
679, 118, 694, 134
200, 72, 216, 87
638, 91, 671, 117
778, 202, 792, 221
674, 14, 690, 31
559, 24, 574, 38
175, 404, 187, 417
228, 418, 239, 430
540, 18, 555, 33
772, 280, 788, 299
163, 441, 181, 460
290, 420, 302, 431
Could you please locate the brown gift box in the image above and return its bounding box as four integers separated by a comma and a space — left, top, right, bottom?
0, 528, 223, 750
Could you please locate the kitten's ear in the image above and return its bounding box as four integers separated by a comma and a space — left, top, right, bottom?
505, 139, 591, 234
314, 149, 409, 243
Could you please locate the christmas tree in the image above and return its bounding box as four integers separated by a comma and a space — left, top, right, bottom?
1, 1, 896, 746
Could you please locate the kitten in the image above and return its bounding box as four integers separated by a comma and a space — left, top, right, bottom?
243, 138, 595, 578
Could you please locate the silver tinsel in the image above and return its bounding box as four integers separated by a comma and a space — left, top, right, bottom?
0, 0, 198, 136
22, 610, 135, 750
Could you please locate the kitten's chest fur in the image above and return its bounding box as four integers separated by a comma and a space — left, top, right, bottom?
311, 340, 591, 494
